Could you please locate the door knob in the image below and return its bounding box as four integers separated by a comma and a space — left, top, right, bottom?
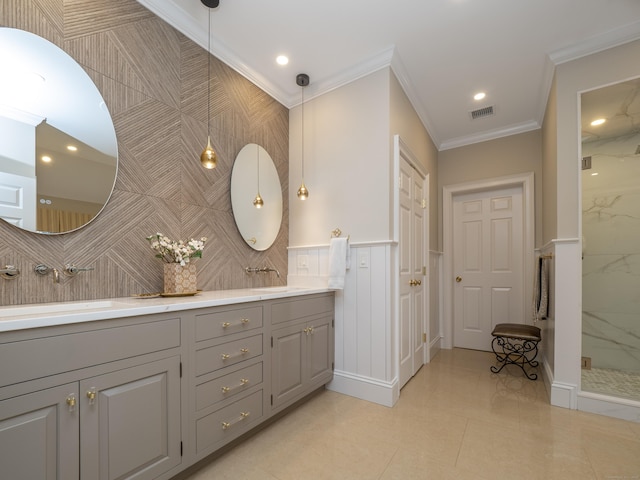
455, 276, 462, 283
409, 279, 416, 286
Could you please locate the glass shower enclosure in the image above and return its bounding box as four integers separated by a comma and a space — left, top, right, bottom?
581, 77, 640, 402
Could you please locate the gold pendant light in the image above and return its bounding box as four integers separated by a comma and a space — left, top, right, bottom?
296, 73, 310, 200
253, 144, 264, 208
200, 0, 218, 169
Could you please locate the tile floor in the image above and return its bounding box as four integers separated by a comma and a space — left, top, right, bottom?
583, 367, 640, 402
182, 348, 640, 480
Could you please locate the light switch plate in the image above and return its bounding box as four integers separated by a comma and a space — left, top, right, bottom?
358, 252, 369, 268
297, 254, 308, 269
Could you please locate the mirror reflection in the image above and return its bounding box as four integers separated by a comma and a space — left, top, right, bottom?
0, 28, 118, 234
231, 144, 283, 251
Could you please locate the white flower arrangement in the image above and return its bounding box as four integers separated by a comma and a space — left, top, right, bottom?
146, 233, 207, 266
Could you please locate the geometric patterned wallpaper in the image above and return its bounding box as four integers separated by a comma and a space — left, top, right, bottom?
0, 0, 289, 305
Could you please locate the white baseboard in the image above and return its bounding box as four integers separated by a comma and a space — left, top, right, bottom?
550, 380, 578, 409
428, 336, 441, 361
577, 391, 640, 423
327, 371, 399, 407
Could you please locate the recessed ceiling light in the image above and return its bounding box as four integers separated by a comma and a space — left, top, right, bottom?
276, 55, 289, 66
41, 155, 52, 163
591, 118, 606, 126
473, 92, 486, 101
67, 145, 78, 152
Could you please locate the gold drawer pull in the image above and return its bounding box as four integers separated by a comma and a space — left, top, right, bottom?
221, 318, 251, 329
221, 411, 250, 430
86, 388, 97, 405
221, 378, 250, 394
221, 348, 249, 360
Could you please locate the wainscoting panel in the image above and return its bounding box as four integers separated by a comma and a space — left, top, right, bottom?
289, 243, 396, 405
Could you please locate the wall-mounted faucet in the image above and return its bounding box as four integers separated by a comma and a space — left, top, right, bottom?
245, 266, 280, 278
34, 264, 58, 283
0, 265, 20, 280
63, 264, 95, 277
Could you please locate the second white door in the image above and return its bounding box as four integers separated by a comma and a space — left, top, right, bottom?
452, 185, 524, 351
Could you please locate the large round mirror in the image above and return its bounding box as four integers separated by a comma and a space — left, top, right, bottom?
0, 28, 118, 234
231, 144, 283, 251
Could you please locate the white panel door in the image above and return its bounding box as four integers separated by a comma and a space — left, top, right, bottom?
452, 185, 524, 351
399, 157, 426, 388
0, 172, 36, 230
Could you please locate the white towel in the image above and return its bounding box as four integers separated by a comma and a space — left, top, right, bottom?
533, 255, 549, 322
328, 237, 351, 290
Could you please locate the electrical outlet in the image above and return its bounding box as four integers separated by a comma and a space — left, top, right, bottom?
297, 254, 308, 269
581, 356, 592, 370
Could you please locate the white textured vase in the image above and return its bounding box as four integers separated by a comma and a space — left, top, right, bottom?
163, 263, 197, 294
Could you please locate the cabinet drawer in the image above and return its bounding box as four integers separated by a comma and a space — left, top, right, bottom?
195, 305, 262, 342
196, 390, 263, 453
195, 334, 263, 376
195, 362, 263, 411
0, 318, 181, 387
271, 294, 334, 325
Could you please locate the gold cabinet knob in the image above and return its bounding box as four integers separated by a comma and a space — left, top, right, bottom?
66, 394, 76, 412
456, 276, 462, 283
86, 388, 97, 405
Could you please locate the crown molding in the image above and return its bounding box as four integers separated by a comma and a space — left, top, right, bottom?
439, 120, 540, 151
549, 20, 640, 65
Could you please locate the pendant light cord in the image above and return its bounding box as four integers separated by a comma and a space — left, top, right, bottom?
301, 85, 305, 180
206, 10, 211, 137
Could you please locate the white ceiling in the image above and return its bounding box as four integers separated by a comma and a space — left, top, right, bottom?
138, 0, 640, 150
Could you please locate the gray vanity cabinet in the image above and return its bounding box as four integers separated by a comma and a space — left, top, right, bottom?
0, 382, 79, 479
0, 313, 183, 480
270, 294, 334, 411
79, 356, 181, 479
190, 304, 267, 460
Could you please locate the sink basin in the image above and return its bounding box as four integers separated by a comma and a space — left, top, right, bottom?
252, 286, 307, 293
0, 300, 119, 318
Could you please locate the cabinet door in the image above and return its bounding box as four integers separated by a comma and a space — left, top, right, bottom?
0, 383, 79, 480
307, 316, 333, 385
271, 323, 305, 408
80, 357, 181, 480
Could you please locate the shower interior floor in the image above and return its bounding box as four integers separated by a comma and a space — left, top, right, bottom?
582, 367, 640, 402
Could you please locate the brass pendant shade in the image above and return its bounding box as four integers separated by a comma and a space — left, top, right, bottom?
296, 182, 309, 200
253, 144, 263, 208
253, 193, 264, 208
200, 0, 217, 169
201, 136, 217, 169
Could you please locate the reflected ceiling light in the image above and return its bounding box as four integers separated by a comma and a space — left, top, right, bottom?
253, 144, 264, 208
296, 73, 310, 201
66, 145, 77, 152
591, 172, 599, 176
473, 92, 486, 101
276, 55, 289, 66
41, 155, 52, 163
591, 118, 606, 126
200, 0, 218, 169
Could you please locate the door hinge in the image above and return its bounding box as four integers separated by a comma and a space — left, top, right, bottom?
422, 333, 427, 343
270, 394, 273, 406
421, 199, 426, 209
271, 336, 273, 348
422, 266, 427, 276
332, 318, 335, 328
179, 362, 182, 378
180, 441, 183, 457
332, 362, 335, 371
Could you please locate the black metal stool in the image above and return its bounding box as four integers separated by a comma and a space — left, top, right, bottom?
490, 323, 541, 380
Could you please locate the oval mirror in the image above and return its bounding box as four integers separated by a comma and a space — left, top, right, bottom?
231, 144, 283, 251
0, 28, 118, 234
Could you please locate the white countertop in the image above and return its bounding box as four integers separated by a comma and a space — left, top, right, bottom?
0, 286, 331, 332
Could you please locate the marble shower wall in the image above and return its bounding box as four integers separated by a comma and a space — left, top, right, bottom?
582, 133, 640, 373
0, 0, 289, 306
